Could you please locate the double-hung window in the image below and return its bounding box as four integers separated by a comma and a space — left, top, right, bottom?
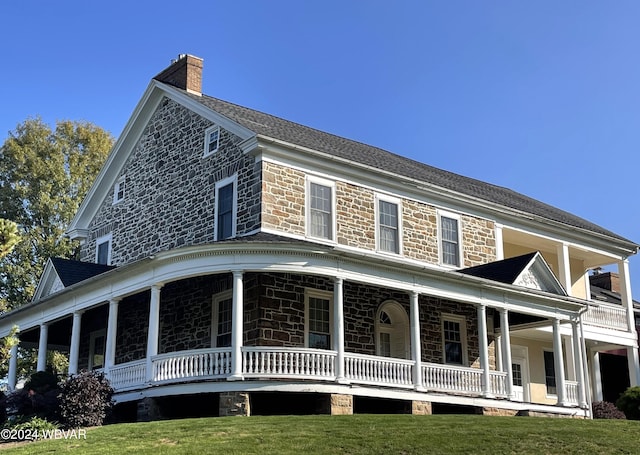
204, 125, 220, 156
442, 314, 467, 365
113, 176, 125, 204
215, 175, 237, 240
305, 289, 332, 350
307, 178, 334, 241
95, 233, 112, 265
439, 211, 462, 267
212, 291, 233, 347
543, 350, 557, 395
376, 195, 401, 254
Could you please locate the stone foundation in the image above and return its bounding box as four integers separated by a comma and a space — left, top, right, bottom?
482, 407, 518, 417
517, 410, 584, 419
137, 397, 163, 421
330, 394, 353, 415
412, 400, 432, 415
219, 392, 251, 416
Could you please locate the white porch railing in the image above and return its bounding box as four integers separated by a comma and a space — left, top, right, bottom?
242, 347, 336, 380
422, 363, 483, 394
344, 353, 414, 387
583, 303, 629, 330
565, 380, 579, 405
108, 359, 146, 390
152, 348, 232, 384
489, 370, 508, 397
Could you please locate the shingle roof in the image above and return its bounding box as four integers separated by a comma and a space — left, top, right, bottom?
184, 91, 636, 247
51, 257, 115, 287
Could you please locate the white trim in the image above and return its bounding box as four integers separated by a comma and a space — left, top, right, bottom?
305, 176, 336, 243
214, 174, 238, 240
441, 313, 468, 366
203, 125, 220, 157
375, 194, 403, 256
112, 175, 126, 205
437, 210, 463, 268
304, 288, 334, 349
375, 300, 410, 359
95, 233, 113, 265
211, 290, 233, 347
89, 328, 107, 370
542, 348, 558, 398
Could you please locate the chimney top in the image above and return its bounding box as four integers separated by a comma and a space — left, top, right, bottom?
153, 54, 203, 96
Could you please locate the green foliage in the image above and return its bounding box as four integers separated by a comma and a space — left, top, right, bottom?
0, 219, 19, 259
6, 371, 62, 422
0, 118, 113, 311
592, 401, 626, 419
8, 415, 59, 433
59, 370, 114, 428
0, 325, 19, 377
615, 386, 640, 420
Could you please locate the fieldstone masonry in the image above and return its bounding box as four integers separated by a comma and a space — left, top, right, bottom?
219, 392, 251, 416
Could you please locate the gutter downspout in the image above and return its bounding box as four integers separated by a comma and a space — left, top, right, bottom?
578, 305, 593, 419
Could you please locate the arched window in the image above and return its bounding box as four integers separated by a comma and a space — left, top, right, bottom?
375, 301, 410, 359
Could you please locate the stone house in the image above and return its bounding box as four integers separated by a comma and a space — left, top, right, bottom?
2, 54, 639, 419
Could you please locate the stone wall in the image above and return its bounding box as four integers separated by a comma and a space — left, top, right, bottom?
115, 291, 150, 364
80, 97, 262, 265
78, 305, 108, 370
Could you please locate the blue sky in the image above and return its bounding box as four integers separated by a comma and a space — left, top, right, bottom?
1, 1, 640, 295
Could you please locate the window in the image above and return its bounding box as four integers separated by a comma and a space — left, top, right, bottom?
439, 211, 461, 267
377, 196, 400, 254
113, 176, 125, 204
95, 233, 112, 265
543, 350, 557, 395
442, 314, 467, 365
512, 362, 523, 387
204, 125, 220, 156
215, 175, 237, 240
375, 301, 409, 359
307, 178, 335, 241
89, 329, 106, 370
305, 290, 332, 349
212, 291, 233, 347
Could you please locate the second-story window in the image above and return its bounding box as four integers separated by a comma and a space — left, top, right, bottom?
113, 176, 125, 204
95, 233, 112, 265
307, 178, 335, 241
204, 125, 220, 156
377, 196, 401, 254
215, 175, 237, 240
439, 212, 461, 267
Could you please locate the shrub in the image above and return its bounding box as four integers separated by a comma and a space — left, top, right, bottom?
616, 386, 640, 420
6, 371, 62, 422
592, 401, 626, 419
10, 416, 59, 433
59, 370, 114, 428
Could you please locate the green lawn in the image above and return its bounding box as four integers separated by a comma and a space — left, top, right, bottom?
0, 414, 637, 454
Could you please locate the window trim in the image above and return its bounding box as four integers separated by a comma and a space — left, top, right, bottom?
89, 329, 106, 370
95, 233, 112, 265
113, 176, 126, 205
305, 176, 336, 243
375, 300, 410, 359
304, 288, 334, 349
375, 194, 402, 255
441, 313, 468, 366
437, 210, 463, 268
214, 174, 238, 241
203, 125, 221, 157
543, 349, 557, 397
211, 290, 233, 348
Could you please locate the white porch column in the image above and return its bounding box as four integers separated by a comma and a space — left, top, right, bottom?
105, 299, 120, 372
8, 343, 18, 391
68, 311, 83, 375
619, 260, 637, 333
410, 291, 423, 389
37, 323, 49, 372
552, 318, 567, 405
592, 350, 603, 402
333, 277, 346, 382
583, 271, 592, 301
572, 321, 587, 407
499, 309, 514, 398
146, 284, 163, 382
556, 243, 572, 296
478, 304, 492, 397
494, 223, 504, 261
627, 346, 640, 387
229, 271, 244, 380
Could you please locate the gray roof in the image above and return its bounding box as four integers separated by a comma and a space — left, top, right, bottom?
184, 91, 636, 247
51, 257, 115, 287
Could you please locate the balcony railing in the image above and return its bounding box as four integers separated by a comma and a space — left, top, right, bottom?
344, 353, 414, 387
243, 346, 335, 380
583, 303, 628, 331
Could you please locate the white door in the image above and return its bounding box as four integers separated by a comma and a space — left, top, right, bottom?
511, 357, 530, 402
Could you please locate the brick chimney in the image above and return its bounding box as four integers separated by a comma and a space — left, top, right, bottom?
589, 271, 621, 293
153, 54, 203, 95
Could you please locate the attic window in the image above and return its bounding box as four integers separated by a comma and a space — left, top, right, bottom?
113, 176, 125, 204
204, 125, 220, 156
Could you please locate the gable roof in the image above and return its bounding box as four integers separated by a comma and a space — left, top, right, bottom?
33, 258, 116, 301
459, 252, 567, 295
183, 90, 636, 249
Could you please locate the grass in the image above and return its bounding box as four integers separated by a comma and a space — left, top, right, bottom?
0, 414, 637, 454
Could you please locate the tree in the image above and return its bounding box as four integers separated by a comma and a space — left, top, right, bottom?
0, 219, 19, 259
0, 118, 113, 311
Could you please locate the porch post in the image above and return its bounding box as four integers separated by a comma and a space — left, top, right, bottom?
556, 243, 572, 296
333, 277, 346, 382
37, 323, 49, 372
146, 285, 163, 382
494, 223, 504, 261
626, 346, 640, 387
592, 350, 603, 401
229, 271, 244, 380
8, 343, 18, 391
68, 311, 83, 375
105, 299, 120, 373
572, 321, 587, 407
499, 309, 513, 398
618, 260, 636, 333
478, 304, 492, 397
410, 291, 423, 390
552, 318, 568, 405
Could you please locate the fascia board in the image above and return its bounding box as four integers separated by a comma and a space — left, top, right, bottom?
253, 135, 638, 257
32, 259, 56, 301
